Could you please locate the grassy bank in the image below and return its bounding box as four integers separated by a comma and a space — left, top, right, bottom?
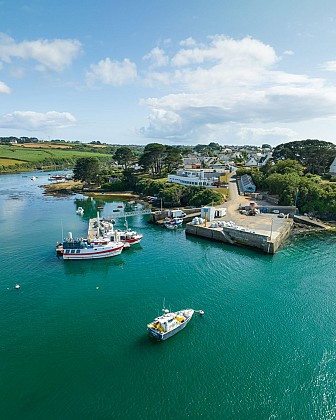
0, 143, 112, 172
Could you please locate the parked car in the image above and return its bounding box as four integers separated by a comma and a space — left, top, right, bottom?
272, 209, 280, 214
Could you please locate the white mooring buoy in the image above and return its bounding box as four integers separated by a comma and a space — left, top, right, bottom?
15, 284, 20, 289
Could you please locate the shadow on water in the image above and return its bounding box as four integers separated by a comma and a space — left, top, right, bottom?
133, 334, 163, 349
62, 255, 126, 276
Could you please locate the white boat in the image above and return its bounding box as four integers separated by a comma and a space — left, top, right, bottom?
165, 224, 178, 230
147, 308, 194, 340
76, 207, 84, 215
164, 217, 183, 228
48, 175, 65, 182
31, 176, 37, 181
57, 232, 124, 260
101, 219, 143, 245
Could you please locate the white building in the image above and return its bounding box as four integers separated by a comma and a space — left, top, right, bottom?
258, 152, 273, 167
330, 157, 336, 176
168, 170, 210, 186
245, 156, 259, 166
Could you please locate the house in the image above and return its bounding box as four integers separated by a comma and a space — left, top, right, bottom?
245, 156, 259, 166
330, 157, 336, 176
258, 152, 273, 167
239, 174, 256, 193
183, 157, 201, 166
202, 157, 217, 166
217, 154, 231, 163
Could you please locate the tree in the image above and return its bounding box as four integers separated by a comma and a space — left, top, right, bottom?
73, 157, 101, 183
272, 139, 336, 175
160, 184, 183, 206
269, 159, 305, 176
189, 187, 222, 207
139, 143, 165, 176
114, 146, 134, 170
163, 146, 183, 173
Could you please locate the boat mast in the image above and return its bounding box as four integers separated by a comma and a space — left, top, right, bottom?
96, 212, 100, 238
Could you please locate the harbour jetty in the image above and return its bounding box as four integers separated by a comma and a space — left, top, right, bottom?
186, 217, 293, 254
185, 173, 296, 254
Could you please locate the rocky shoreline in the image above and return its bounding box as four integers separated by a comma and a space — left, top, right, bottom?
41, 180, 139, 199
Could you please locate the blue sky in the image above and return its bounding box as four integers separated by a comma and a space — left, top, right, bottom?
1, 0, 336, 146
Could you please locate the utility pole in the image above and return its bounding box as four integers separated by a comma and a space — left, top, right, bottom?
269, 218, 274, 240
294, 188, 299, 208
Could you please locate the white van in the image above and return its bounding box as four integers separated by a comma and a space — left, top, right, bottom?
168, 209, 186, 218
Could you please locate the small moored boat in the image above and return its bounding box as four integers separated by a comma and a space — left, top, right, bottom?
147, 308, 194, 340
164, 217, 183, 228
101, 219, 143, 245
76, 207, 84, 215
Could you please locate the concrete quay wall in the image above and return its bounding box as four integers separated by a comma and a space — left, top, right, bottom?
150, 208, 201, 223
185, 220, 293, 254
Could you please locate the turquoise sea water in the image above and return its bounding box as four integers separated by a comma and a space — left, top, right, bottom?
0, 172, 335, 420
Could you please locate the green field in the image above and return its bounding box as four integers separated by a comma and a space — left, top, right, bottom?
0, 144, 113, 171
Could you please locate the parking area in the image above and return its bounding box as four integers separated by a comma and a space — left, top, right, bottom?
215, 174, 293, 239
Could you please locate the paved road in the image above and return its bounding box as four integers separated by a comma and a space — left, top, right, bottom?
224, 172, 243, 218
215, 171, 290, 239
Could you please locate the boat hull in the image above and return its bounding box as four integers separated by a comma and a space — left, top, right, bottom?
62, 244, 124, 260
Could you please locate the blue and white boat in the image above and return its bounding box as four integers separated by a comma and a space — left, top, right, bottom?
56, 232, 124, 260
147, 308, 194, 340
164, 217, 183, 229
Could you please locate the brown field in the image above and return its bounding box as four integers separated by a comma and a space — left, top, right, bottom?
18, 143, 72, 149
0, 158, 27, 166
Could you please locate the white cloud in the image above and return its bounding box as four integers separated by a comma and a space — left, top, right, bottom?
239, 127, 297, 142
321, 60, 336, 72
0, 80, 11, 94
171, 35, 277, 68
86, 57, 137, 86
140, 35, 336, 142
143, 47, 169, 67
283, 50, 294, 56
0, 33, 81, 71
143, 71, 171, 87
179, 37, 197, 47
0, 111, 76, 130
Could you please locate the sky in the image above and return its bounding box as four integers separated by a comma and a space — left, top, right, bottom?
1, 0, 336, 146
